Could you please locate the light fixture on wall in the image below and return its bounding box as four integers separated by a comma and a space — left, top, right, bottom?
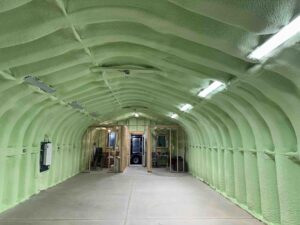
198, 81, 225, 98
248, 15, 300, 61
179, 103, 193, 112
169, 113, 178, 119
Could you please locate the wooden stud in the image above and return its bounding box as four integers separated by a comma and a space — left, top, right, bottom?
147, 126, 152, 173
177, 128, 179, 173
169, 128, 172, 172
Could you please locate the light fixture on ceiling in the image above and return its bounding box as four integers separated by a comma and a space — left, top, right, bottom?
248, 15, 300, 61
90, 112, 99, 117
122, 105, 149, 110
179, 104, 193, 112
90, 65, 162, 77
169, 113, 178, 119
96, 127, 107, 130
198, 80, 225, 98
133, 112, 139, 118
69, 101, 84, 110
24, 76, 56, 94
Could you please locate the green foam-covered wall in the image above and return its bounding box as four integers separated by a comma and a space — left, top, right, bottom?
0, 1, 300, 225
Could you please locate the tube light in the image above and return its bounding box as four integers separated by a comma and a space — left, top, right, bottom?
24, 76, 56, 94
90, 112, 99, 117
69, 101, 84, 110
169, 113, 178, 119
198, 81, 225, 98
179, 104, 193, 112
248, 15, 300, 60
96, 127, 106, 130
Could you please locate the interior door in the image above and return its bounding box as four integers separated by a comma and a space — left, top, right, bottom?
130, 135, 143, 165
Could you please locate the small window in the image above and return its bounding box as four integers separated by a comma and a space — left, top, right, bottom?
107, 132, 116, 148
157, 135, 167, 148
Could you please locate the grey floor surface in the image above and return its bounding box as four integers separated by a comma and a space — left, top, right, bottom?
0, 167, 264, 225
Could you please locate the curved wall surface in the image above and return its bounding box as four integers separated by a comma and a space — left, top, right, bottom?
0, 1, 300, 225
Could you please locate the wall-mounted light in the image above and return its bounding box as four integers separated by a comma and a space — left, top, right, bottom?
198, 81, 225, 98
169, 113, 178, 119
179, 104, 193, 112
248, 15, 300, 61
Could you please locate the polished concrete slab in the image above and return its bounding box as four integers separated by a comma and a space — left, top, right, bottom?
0, 167, 264, 225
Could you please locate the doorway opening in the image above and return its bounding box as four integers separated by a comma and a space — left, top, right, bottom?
130, 134, 144, 165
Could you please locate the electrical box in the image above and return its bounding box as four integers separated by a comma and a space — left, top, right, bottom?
40, 142, 52, 172
43, 143, 52, 166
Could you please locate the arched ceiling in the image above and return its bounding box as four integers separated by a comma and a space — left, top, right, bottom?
1, 1, 300, 224
1, 0, 298, 127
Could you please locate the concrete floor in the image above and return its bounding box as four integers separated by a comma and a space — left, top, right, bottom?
0, 167, 264, 225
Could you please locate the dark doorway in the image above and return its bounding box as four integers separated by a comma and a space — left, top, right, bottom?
130, 134, 144, 165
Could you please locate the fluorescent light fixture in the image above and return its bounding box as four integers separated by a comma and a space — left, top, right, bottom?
179, 103, 193, 112
169, 113, 178, 119
198, 81, 225, 98
248, 15, 300, 60
24, 76, 56, 94
96, 127, 107, 130
90, 112, 99, 117
69, 101, 84, 110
